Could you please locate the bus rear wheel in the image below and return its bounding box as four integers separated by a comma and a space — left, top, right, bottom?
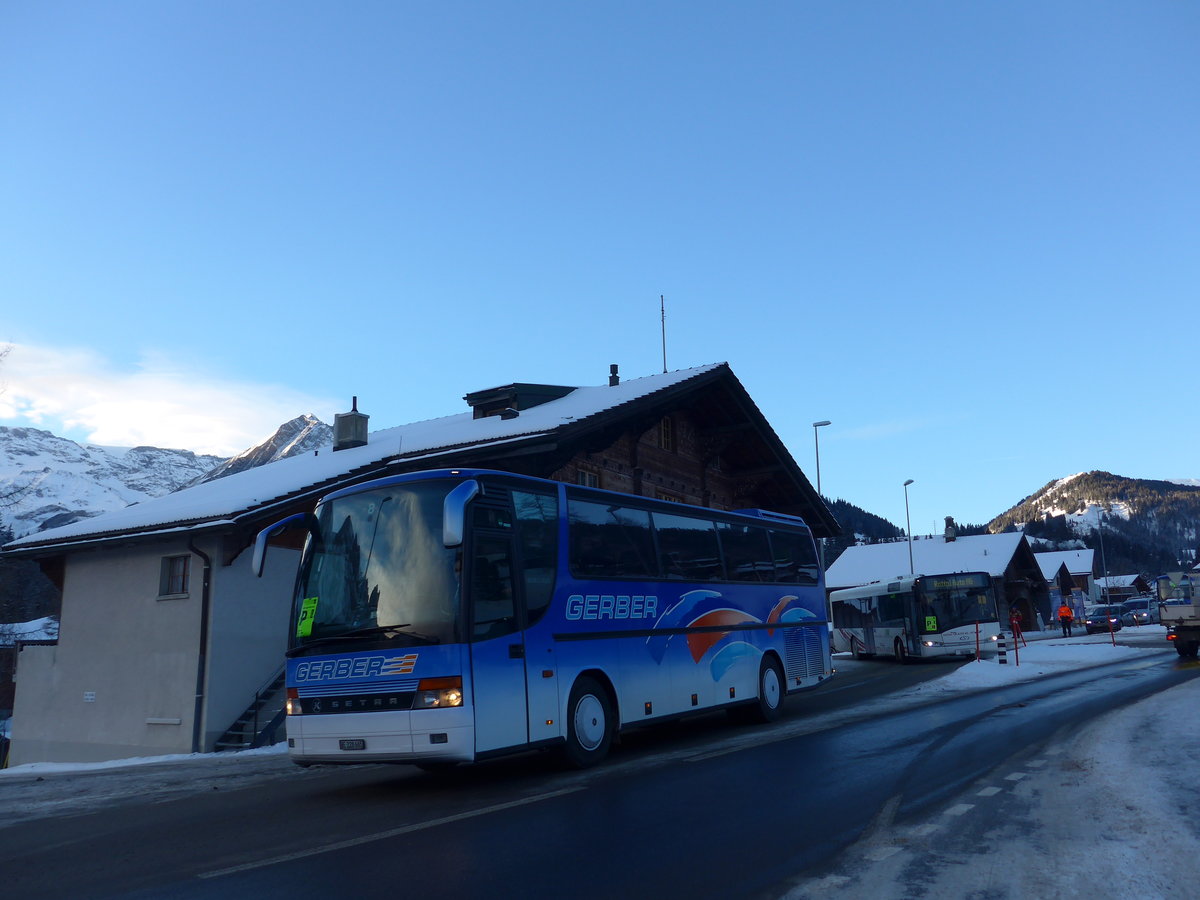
563, 676, 614, 769
745, 655, 785, 724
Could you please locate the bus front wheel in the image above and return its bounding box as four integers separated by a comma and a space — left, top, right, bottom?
563, 676, 614, 769
894, 639, 909, 664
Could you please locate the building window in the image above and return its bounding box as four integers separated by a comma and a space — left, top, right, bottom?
656, 491, 681, 503
577, 470, 600, 489
658, 417, 675, 452
159, 555, 190, 598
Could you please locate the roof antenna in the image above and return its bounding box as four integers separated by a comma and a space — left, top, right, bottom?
660, 294, 667, 374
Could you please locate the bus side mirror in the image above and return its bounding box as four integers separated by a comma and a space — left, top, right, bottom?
443, 480, 480, 547
253, 512, 319, 577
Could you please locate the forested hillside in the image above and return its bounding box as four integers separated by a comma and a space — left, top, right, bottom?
988, 471, 1200, 575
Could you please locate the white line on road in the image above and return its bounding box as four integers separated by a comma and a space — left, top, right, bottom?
1004, 772, 1027, 781
198, 786, 585, 880
864, 845, 901, 861
944, 804, 974, 817
976, 786, 1002, 797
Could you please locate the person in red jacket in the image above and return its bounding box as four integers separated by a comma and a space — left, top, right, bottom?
1057, 602, 1074, 637
1009, 607, 1026, 645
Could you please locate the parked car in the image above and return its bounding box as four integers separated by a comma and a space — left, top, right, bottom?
1120, 596, 1160, 627
1083, 605, 1124, 634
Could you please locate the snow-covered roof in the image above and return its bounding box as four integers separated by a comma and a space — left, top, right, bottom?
1096, 574, 1143, 589
825, 533, 1028, 591
1033, 549, 1095, 579
4, 364, 728, 552
0, 616, 58, 646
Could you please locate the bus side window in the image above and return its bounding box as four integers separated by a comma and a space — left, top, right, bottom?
568, 499, 657, 579
652, 511, 723, 581
471, 535, 517, 641
768, 528, 818, 585
513, 490, 558, 626
717, 522, 773, 582
878, 592, 910, 626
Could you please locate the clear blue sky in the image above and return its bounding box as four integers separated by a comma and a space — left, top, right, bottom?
1, 2, 1196, 531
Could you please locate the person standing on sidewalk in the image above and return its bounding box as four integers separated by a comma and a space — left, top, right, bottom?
1057, 601, 1074, 637
1009, 607, 1027, 647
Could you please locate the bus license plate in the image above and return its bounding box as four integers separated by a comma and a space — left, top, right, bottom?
339, 739, 366, 751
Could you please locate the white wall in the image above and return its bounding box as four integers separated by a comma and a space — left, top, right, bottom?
11, 541, 201, 764
9, 537, 299, 765
203, 542, 297, 749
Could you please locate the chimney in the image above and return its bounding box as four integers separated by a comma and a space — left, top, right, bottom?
944, 516, 957, 542
609, 364, 619, 386
333, 396, 369, 451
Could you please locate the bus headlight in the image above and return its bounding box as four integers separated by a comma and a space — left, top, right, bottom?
414, 677, 464, 709
922, 640, 935, 647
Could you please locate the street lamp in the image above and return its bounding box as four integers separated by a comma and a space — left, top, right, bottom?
903, 479, 915, 575
812, 420, 831, 499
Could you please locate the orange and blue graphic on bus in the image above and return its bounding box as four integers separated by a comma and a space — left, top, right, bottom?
646, 589, 819, 681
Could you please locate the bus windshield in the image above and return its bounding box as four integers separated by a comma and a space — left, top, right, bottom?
915, 574, 997, 633
291, 480, 461, 649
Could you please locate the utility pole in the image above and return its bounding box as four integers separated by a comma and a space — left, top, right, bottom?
660, 295, 667, 374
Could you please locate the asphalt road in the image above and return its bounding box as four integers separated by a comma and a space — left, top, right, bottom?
6, 645, 1196, 900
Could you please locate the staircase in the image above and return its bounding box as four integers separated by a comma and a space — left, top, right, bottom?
214, 665, 287, 752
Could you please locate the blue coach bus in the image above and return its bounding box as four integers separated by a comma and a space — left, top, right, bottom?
254, 469, 833, 769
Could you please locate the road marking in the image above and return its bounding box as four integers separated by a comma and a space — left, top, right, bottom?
976, 786, 1002, 797
686, 745, 747, 761
912, 823, 939, 836
864, 845, 901, 861
198, 786, 585, 880
1004, 772, 1027, 782
1027, 759, 1047, 768
945, 803, 974, 817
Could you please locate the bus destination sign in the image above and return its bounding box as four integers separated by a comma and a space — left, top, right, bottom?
924, 574, 987, 591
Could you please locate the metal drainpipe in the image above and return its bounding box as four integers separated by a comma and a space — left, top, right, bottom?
187, 538, 213, 754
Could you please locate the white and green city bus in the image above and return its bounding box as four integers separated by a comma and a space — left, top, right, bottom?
829, 571, 1001, 662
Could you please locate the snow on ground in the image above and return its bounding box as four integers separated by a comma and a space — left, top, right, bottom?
1, 627, 1197, 899
782, 626, 1200, 899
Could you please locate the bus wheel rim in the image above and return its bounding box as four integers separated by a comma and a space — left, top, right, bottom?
762, 665, 781, 708
574, 694, 606, 751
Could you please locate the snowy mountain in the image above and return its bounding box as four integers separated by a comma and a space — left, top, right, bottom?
987, 471, 1200, 574
188, 415, 331, 485
0, 417, 331, 539
0, 427, 227, 539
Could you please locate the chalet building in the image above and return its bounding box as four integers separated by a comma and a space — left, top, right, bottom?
825, 533, 1050, 628
1033, 549, 1098, 604
1, 363, 838, 765
1095, 574, 1151, 603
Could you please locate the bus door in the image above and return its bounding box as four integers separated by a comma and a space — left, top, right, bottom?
467, 489, 561, 755
468, 525, 530, 755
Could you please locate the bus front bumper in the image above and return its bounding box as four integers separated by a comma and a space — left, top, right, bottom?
286, 707, 474, 765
